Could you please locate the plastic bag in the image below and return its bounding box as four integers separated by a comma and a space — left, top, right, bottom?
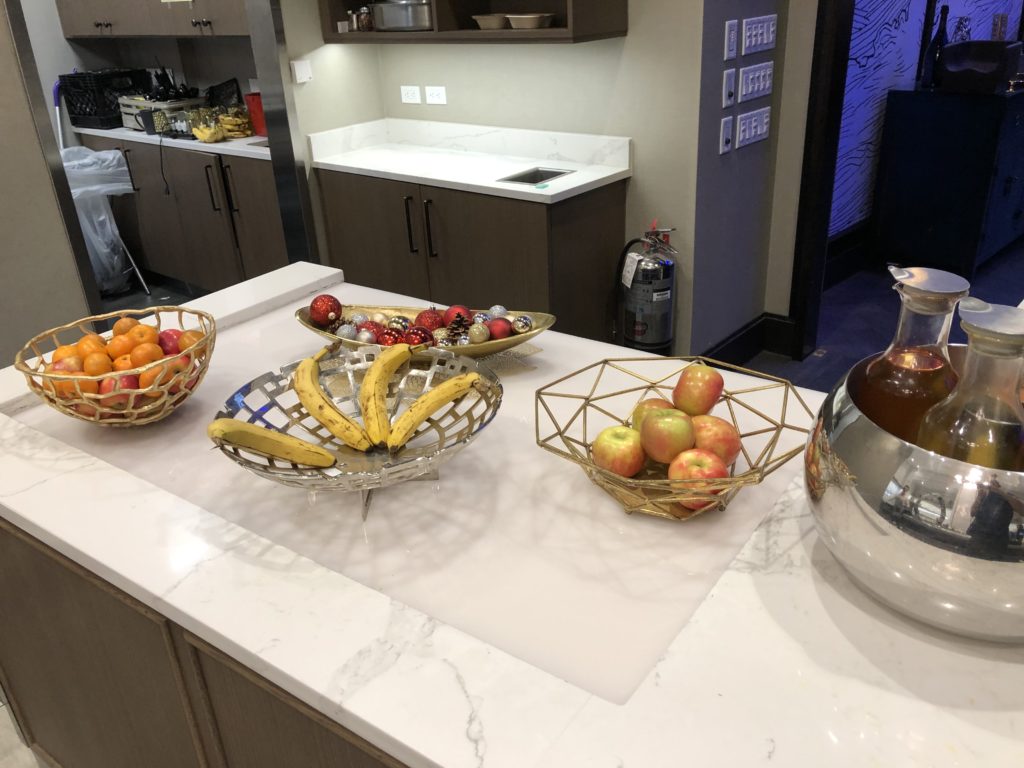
61, 147, 133, 294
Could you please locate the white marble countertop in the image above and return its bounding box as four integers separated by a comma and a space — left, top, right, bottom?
74, 126, 271, 161
309, 119, 632, 204
2, 265, 1023, 767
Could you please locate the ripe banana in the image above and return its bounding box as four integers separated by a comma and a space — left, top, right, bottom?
359, 343, 417, 447
208, 418, 336, 468
292, 355, 373, 451
386, 372, 486, 452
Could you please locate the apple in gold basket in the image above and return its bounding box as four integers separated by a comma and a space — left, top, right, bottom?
672, 362, 724, 416
640, 409, 694, 464
630, 397, 676, 432
692, 415, 742, 466
591, 426, 645, 478
668, 448, 729, 510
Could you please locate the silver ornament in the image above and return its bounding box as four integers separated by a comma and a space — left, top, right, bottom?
472, 312, 492, 325
336, 324, 357, 340
370, 312, 388, 325
387, 316, 411, 332
468, 324, 490, 344
432, 327, 450, 342
356, 329, 377, 344
512, 314, 534, 334
456, 334, 472, 346
350, 312, 369, 327
436, 337, 455, 347
489, 304, 508, 318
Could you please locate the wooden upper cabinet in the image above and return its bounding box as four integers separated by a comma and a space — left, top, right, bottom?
57, 0, 249, 37
195, 0, 250, 35
320, 0, 627, 43
55, 0, 110, 37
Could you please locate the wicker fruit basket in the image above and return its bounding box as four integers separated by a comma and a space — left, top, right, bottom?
14, 306, 216, 427
535, 356, 816, 521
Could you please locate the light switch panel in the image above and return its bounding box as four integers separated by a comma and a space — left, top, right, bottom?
400, 85, 422, 104
719, 116, 734, 154
723, 69, 736, 108
425, 85, 447, 105
738, 61, 773, 102
736, 107, 771, 148
724, 20, 738, 60
742, 15, 777, 55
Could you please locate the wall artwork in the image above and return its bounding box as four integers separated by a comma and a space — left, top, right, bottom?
828, 0, 1022, 238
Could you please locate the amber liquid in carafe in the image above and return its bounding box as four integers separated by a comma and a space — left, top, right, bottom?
918, 399, 1024, 470
850, 346, 958, 443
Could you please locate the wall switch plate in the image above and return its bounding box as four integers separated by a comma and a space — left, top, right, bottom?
742, 14, 777, 54
724, 20, 738, 60
719, 116, 734, 154
738, 61, 773, 102
736, 107, 771, 148
722, 69, 736, 108
400, 85, 422, 104
425, 85, 447, 105
289, 60, 313, 84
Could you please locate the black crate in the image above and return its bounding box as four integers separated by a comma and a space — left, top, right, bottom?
59, 69, 152, 129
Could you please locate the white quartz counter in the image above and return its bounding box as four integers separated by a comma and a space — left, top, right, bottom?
309, 119, 632, 204
74, 126, 271, 161
2, 264, 1022, 767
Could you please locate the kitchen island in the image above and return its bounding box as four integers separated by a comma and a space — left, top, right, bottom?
1, 264, 1021, 767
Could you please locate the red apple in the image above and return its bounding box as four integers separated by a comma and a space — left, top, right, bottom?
692, 415, 742, 466
640, 409, 694, 464
52, 356, 83, 373
668, 448, 729, 510
672, 362, 724, 416
99, 374, 140, 408
443, 305, 472, 327
161, 355, 192, 393
157, 328, 183, 356
591, 425, 645, 478
486, 317, 513, 340
630, 397, 676, 432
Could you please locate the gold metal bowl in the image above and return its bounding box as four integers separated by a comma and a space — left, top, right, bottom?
212, 346, 503, 493
535, 356, 815, 521
295, 304, 555, 359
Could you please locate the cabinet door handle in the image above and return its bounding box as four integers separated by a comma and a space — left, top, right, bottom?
103, 21, 112, 29
403, 196, 418, 253
191, 18, 201, 27
94, 21, 103, 28
222, 165, 240, 213
423, 199, 438, 258
201, 18, 212, 27
122, 149, 139, 192
203, 165, 222, 212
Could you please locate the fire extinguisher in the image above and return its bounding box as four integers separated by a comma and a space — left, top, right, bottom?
616, 224, 677, 355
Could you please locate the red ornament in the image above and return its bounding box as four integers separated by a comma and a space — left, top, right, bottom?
357, 320, 386, 338
404, 326, 435, 346
486, 317, 513, 340
377, 328, 403, 346
309, 294, 342, 327
443, 305, 472, 327
414, 307, 445, 332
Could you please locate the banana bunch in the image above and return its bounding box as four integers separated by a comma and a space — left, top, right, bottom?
192, 124, 226, 143
208, 343, 488, 467
217, 112, 253, 139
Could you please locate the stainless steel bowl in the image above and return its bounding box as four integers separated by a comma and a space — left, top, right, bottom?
370, 1, 432, 31
805, 358, 1024, 642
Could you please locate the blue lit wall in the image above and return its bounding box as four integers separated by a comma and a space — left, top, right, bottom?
829, 0, 1021, 237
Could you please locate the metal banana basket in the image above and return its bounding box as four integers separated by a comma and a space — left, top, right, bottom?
213, 346, 503, 496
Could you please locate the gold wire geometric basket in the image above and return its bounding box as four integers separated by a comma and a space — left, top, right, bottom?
213, 346, 503, 496
14, 306, 216, 427
535, 356, 816, 521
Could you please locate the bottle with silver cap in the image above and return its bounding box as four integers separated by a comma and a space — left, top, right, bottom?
917, 300, 1024, 471
846, 265, 970, 443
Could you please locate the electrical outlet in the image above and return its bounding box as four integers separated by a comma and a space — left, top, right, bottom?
719, 116, 734, 154
400, 85, 422, 104
724, 20, 738, 61
425, 85, 447, 105
738, 61, 773, 102
742, 14, 777, 55
736, 107, 771, 148
722, 69, 736, 108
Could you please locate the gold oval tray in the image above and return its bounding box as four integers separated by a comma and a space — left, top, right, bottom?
295, 304, 555, 358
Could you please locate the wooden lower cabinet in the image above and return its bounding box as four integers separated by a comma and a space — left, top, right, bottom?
318, 169, 627, 341
221, 156, 291, 280
0, 519, 408, 768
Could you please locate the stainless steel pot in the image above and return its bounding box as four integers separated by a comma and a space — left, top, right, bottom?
370, 1, 432, 31
805, 356, 1024, 642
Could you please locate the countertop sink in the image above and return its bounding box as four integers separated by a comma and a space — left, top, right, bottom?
498, 167, 573, 184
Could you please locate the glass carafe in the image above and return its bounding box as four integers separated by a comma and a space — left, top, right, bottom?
847, 266, 969, 443
917, 301, 1024, 471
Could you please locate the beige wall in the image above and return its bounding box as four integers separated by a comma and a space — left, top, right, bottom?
1, 2, 90, 364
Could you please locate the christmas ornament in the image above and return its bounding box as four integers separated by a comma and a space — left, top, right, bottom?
432, 328, 450, 343
388, 316, 412, 332
404, 326, 434, 346
370, 312, 389, 325
309, 294, 342, 327
512, 314, 534, 334
468, 324, 490, 344
472, 312, 492, 325
436, 337, 455, 348
356, 329, 377, 344
336, 324, 357, 340
488, 304, 508, 318
486, 317, 513, 340
443, 305, 472, 327
414, 307, 445, 332
357, 320, 386, 338
350, 312, 369, 327
377, 328, 403, 346
456, 334, 472, 346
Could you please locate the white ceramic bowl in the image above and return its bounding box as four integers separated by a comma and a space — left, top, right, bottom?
472, 13, 508, 29
506, 13, 555, 29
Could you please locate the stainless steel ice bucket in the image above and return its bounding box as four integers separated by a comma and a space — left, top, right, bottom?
805, 358, 1024, 642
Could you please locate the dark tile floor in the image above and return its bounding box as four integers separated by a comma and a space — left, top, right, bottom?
745, 243, 1024, 393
